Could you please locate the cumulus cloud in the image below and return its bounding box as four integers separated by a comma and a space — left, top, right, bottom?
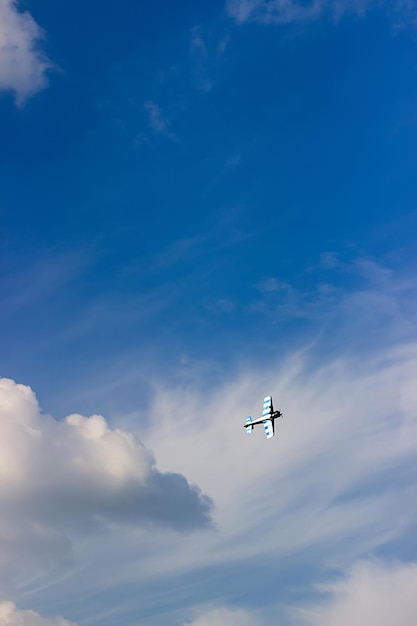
295, 560, 417, 626
0, 378, 212, 579
0, 0, 51, 105
184, 607, 260, 626
0, 602, 76, 626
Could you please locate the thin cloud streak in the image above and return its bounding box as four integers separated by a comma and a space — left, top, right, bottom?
227, 0, 323, 24
226, 0, 417, 25
144, 100, 176, 139
253, 255, 416, 350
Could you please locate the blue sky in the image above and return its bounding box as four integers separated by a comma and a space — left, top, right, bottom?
1, 1, 417, 625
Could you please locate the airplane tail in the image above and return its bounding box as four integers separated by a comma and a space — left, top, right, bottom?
245, 416, 253, 434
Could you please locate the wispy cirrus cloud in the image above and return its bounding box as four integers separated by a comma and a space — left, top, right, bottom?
189, 25, 230, 93
227, 0, 323, 24
189, 26, 213, 93
0, 0, 52, 106
226, 0, 417, 25
144, 100, 175, 139
0, 248, 91, 321
146, 342, 417, 567
254, 254, 416, 350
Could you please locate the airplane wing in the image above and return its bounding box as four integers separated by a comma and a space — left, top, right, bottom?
263, 419, 274, 438
262, 396, 274, 439
262, 396, 272, 417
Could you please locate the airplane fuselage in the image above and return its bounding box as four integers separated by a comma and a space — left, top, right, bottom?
243, 410, 282, 428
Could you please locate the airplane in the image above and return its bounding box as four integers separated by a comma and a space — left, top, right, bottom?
244, 395, 282, 439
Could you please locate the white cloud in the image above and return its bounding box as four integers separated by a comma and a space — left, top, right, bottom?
295, 560, 417, 626
0, 601, 76, 626
0, 378, 212, 581
184, 607, 261, 626
0, 0, 51, 105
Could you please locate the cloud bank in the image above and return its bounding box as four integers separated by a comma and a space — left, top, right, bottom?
0, 378, 212, 580
0, 0, 51, 105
